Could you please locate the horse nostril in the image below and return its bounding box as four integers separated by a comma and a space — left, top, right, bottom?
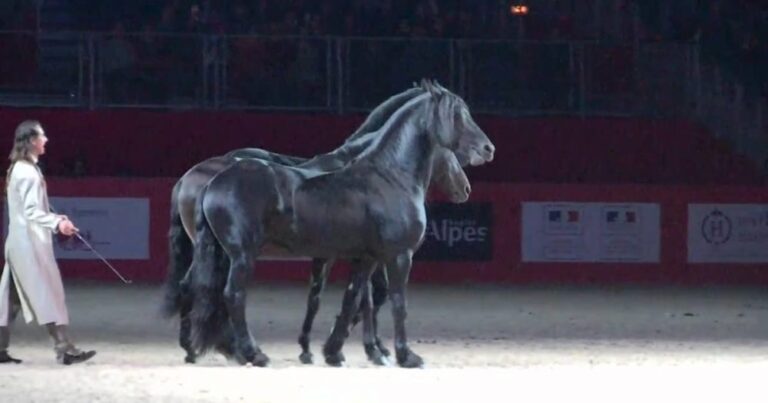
483, 144, 495, 155
464, 185, 471, 195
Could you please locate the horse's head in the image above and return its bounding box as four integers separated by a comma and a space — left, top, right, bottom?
432, 146, 471, 203
422, 79, 495, 167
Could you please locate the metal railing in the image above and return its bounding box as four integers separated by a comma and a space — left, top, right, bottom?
0, 31, 698, 114
0, 30, 765, 169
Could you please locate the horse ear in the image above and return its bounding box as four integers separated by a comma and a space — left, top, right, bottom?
420, 78, 430, 91
431, 79, 447, 96
422, 78, 441, 98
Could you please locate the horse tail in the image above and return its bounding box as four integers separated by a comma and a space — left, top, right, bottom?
161, 181, 193, 318
188, 189, 231, 355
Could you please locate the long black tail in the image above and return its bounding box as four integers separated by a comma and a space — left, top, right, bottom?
161, 182, 193, 318
188, 190, 231, 354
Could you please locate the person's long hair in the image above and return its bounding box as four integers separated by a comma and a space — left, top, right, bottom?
6, 120, 42, 192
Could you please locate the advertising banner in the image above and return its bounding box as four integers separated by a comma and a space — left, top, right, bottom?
522, 202, 660, 262
688, 204, 768, 263
415, 202, 493, 261
2, 197, 150, 260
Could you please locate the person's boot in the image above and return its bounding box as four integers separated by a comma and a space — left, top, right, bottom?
46, 324, 96, 365
0, 326, 21, 364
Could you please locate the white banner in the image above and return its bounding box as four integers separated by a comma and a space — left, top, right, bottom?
688, 204, 768, 263
522, 202, 660, 262
5, 197, 150, 260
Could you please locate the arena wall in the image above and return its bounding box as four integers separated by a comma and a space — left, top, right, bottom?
3, 179, 764, 285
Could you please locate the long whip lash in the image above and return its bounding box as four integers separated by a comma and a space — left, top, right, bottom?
72, 231, 132, 284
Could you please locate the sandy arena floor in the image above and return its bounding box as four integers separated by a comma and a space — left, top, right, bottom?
1, 282, 767, 402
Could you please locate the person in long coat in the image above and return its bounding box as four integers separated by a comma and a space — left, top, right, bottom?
0, 120, 96, 365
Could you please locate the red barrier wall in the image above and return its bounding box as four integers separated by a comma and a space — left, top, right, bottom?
3, 178, 765, 285
0, 108, 760, 184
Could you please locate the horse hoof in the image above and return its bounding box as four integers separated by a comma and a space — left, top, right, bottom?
369, 353, 389, 366
231, 351, 248, 365
299, 351, 314, 365
396, 350, 424, 369
375, 338, 391, 357
250, 352, 270, 367
364, 343, 387, 366
324, 352, 345, 367
184, 354, 196, 364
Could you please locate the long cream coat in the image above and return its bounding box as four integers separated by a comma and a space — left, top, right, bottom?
0, 159, 66, 326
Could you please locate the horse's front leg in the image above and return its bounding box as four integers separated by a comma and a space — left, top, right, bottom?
359, 264, 389, 365
298, 258, 335, 364
386, 252, 423, 368
370, 267, 390, 357
223, 252, 270, 367
322, 258, 376, 366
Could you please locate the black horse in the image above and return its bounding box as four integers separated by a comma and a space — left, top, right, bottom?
163, 86, 433, 364
187, 80, 494, 367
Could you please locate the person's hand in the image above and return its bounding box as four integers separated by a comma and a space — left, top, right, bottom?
57, 219, 79, 236
57, 214, 69, 221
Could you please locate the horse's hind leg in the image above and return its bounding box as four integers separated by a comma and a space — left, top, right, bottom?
181, 262, 237, 364
323, 259, 376, 366
298, 258, 334, 364
222, 249, 270, 367
178, 295, 196, 363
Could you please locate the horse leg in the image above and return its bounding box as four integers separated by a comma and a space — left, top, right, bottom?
357, 264, 387, 365
223, 251, 270, 367
386, 252, 423, 368
322, 259, 376, 366
178, 293, 196, 363
181, 250, 239, 364
360, 279, 388, 366
298, 258, 334, 364
353, 266, 390, 361
370, 268, 390, 357
211, 250, 244, 364
163, 195, 197, 363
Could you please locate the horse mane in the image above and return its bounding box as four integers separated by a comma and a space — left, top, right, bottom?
351, 81, 455, 166
306, 79, 453, 170
343, 86, 425, 145
302, 85, 429, 167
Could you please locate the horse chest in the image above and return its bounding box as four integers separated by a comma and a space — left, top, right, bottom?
372, 200, 427, 250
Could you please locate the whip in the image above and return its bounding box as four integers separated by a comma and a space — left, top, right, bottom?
71, 231, 133, 284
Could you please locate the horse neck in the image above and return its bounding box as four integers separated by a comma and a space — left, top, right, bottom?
302, 133, 376, 170
365, 100, 437, 194
345, 87, 423, 142
302, 89, 427, 171
308, 88, 425, 169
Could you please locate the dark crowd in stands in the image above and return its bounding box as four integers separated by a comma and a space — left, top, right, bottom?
0, 1, 765, 41
2, 1, 766, 96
